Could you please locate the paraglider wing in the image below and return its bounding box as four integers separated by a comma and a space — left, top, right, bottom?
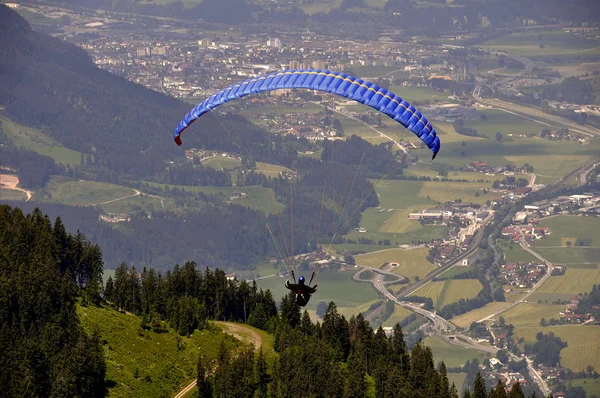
173, 69, 441, 159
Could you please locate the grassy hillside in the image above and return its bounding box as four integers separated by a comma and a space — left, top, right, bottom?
77, 304, 246, 398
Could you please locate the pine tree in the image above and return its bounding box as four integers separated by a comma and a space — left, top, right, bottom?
345, 352, 367, 398
508, 382, 525, 398
490, 380, 507, 398
473, 373, 487, 398
439, 362, 451, 398
255, 348, 269, 398
104, 276, 115, 303
279, 292, 301, 328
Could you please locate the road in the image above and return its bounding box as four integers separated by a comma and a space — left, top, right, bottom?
173, 322, 263, 398
398, 213, 494, 298
477, 233, 554, 323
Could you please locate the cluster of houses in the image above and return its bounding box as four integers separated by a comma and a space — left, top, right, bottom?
501, 222, 551, 246
524, 193, 600, 218
499, 262, 547, 290
466, 161, 531, 177
559, 296, 593, 324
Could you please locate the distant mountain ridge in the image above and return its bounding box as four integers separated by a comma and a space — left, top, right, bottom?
0, 5, 267, 181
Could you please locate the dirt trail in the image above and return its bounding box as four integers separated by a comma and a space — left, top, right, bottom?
173, 322, 263, 398
0, 174, 33, 201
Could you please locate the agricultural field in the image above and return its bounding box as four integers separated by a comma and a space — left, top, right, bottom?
501, 244, 538, 263
536, 215, 600, 247
568, 378, 600, 398
548, 61, 600, 77
77, 304, 243, 398
402, 162, 504, 182
387, 85, 452, 103
533, 247, 600, 264
415, 129, 600, 183
297, 0, 343, 15
423, 336, 492, 368
0, 116, 84, 166
202, 156, 242, 170
338, 117, 390, 145
254, 269, 379, 311
514, 325, 600, 372
480, 29, 600, 59
529, 263, 600, 302
356, 248, 436, 282
255, 162, 291, 178
450, 302, 513, 328
414, 279, 482, 310
464, 109, 542, 138
34, 176, 135, 206
436, 265, 474, 280
492, 303, 564, 327
100, 194, 175, 215
145, 182, 285, 215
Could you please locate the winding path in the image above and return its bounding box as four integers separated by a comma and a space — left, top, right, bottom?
0, 174, 33, 202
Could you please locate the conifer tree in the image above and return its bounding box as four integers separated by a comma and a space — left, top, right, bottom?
197, 355, 212, 398
473, 373, 488, 398
104, 276, 115, 303
255, 348, 269, 398
508, 382, 525, 398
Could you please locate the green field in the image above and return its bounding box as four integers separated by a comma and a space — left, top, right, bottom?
529, 263, 600, 302
569, 378, 600, 398
464, 109, 543, 139
100, 194, 175, 214
414, 279, 482, 309
423, 336, 492, 368
0, 188, 27, 201
382, 304, 413, 327
298, 0, 343, 15
388, 85, 451, 104
514, 325, 600, 372
35, 176, 135, 206
0, 116, 84, 166
549, 61, 600, 77
492, 303, 564, 327
356, 248, 436, 282
403, 162, 508, 182
202, 156, 242, 170
533, 247, 600, 264
338, 117, 389, 145
437, 265, 474, 280
480, 29, 600, 58
451, 302, 513, 328
255, 269, 379, 311
256, 162, 291, 177
502, 244, 539, 263
77, 304, 243, 398
145, 182, 285, 215
423, 132, 600, 182
536, 215, 600, 247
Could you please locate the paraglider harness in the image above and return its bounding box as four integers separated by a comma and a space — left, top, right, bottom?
285, 270, 317, 307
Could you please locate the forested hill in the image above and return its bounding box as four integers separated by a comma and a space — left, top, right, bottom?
1, 203, 547, 397
0, 5, 269, 181
0, 205, 106, 397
